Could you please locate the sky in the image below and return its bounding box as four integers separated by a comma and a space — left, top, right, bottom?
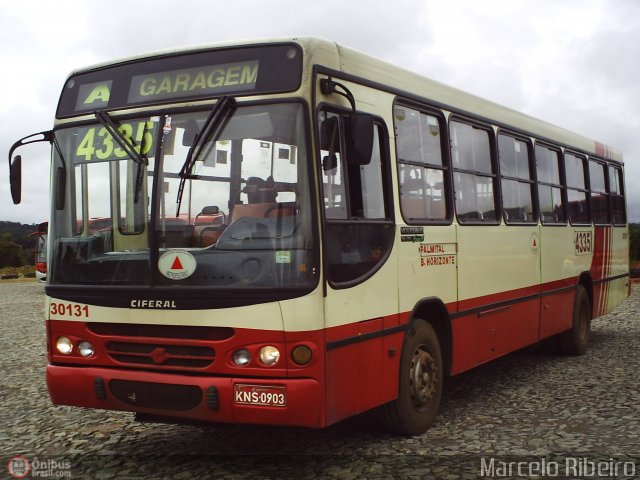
1, 0, 638, 224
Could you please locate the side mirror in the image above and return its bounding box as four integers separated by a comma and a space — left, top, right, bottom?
10, 155, 21, 204
7, 130, 54, 205
346, 113, 374, 165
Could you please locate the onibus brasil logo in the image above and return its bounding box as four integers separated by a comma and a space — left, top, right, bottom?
7, 456, 72, 478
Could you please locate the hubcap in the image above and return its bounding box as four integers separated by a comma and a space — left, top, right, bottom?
409, 345, 438, 411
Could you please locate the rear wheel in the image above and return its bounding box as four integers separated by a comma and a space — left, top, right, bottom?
558, 285, 591, 355
378, 321, 443, 436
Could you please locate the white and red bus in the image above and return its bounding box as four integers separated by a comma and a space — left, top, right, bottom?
8, 38, 629, 435
29, 221, 48, 283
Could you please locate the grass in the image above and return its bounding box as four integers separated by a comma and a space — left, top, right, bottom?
0, 265, 37, 282
0, 265, 35, 276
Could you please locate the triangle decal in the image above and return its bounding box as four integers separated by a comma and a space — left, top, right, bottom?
171, 256, 184, 270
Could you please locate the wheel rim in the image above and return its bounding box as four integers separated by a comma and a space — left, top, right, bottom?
409, 345, 438, 411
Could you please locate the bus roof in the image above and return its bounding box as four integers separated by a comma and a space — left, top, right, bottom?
65, 37, 622, 163
330, 40, 623, 163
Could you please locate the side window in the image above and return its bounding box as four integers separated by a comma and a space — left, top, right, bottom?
589, 159, 610, 225
318, 109, 394, 285
451, 120, 498, 223
394, 106, 448, 223
498, 133, 535, 224
609, 165, 626, 225
564, 152, 590, 225
536, 144, 566, 224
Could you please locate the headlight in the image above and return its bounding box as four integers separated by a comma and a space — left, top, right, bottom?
56, 336, 73, 354
259, 346, 280, 366
233, 349, 251, 366
78, 341, 94, 357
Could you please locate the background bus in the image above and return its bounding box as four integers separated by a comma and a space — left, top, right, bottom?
8, 38, 629, 436
29, 221, 47, 283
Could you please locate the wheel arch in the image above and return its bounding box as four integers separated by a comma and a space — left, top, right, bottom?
407, 297, 452, 377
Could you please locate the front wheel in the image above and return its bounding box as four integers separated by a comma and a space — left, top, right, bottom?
378, 321, 443, 436
557, 285, 591, 355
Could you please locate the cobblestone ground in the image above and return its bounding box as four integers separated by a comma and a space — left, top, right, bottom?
1, 283, 638, 479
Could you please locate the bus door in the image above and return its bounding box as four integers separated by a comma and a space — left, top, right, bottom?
317, 97, 399, 425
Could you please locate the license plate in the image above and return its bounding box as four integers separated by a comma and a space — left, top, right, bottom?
234, 384, 287, 407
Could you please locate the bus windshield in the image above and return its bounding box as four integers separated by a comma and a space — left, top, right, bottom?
49, 102, 316, 289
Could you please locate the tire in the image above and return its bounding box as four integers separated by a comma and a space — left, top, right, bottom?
557, 285, 591, 356
378, 321, 443, 436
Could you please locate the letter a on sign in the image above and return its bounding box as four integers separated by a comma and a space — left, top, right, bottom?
84, 84, 111, 104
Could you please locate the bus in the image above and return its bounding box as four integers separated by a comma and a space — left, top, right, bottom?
29, 221, 48, 283
8, 38, 629, 435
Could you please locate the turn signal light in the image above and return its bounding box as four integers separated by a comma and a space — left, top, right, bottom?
291, 345, 312, 366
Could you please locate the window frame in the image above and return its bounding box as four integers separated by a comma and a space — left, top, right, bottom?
393, 101, 452, 225
608, 164, 627, 226
535, 141, 567, 226
588, 157, 611, 226
449, 116, 500, 226
564, 150, 591, 226
496, 130, 537, 225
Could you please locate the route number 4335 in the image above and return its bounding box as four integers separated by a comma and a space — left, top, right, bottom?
574, 231, 593, 256
75, 120, 155, 162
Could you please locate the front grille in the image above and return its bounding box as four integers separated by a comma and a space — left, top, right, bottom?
106, 342, 215, 368
89, 322, 234, 341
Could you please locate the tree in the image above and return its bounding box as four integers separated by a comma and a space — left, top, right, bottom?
0, 232, 24, 268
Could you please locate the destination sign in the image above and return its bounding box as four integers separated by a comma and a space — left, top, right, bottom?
57, 44, 302, 118
128, 61, 259, 104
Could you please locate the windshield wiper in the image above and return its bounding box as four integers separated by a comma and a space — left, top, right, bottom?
95, 110, 149, 202
176, 96, 237, 216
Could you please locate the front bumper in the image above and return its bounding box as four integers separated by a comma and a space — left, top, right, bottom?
47, 364, 323, 428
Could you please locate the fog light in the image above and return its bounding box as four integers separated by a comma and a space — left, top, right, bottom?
233, 349, 251, 366
78, 341, 94, 357
292, 345, 313, 366
56, 336, 73, 354
259, 346, 280, 366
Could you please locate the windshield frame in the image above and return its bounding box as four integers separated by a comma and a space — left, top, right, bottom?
46, 98, 321, 304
